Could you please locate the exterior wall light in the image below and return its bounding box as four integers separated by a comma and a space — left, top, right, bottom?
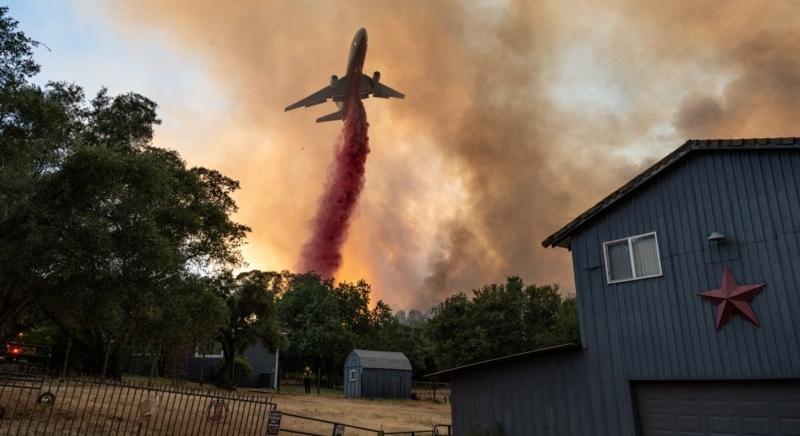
707, 231, 726, 242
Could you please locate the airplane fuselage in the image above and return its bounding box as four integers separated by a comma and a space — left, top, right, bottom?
285, 27, 403, 122
336, 28, 368, 114
347, 28, 368, 77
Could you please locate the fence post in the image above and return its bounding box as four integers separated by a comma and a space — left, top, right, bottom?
101, 339, 115, 380
61, 337, 72, 378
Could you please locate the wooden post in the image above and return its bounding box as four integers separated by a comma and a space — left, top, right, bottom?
316, 366, 321, 395
61, 337, 72, 378
101, 340, 113, 380
149, 355, 157, 385
273, 348, 280, 391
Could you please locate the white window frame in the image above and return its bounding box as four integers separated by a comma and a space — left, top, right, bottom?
194, 343, 224, 358
349, 369, 356, 382
603, 231, 663, 284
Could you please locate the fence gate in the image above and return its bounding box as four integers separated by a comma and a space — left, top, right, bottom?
0, 376, 275, 435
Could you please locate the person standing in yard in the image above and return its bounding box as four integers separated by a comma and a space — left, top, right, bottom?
303, 366, 312, 394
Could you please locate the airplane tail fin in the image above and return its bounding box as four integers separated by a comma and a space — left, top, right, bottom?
316, 110, 345, 123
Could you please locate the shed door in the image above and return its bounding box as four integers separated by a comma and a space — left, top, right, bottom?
634, 381, 800, 435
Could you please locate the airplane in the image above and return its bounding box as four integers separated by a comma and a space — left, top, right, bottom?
285, 28, 405, 122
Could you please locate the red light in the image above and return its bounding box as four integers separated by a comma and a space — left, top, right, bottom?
10, 347, 21, 355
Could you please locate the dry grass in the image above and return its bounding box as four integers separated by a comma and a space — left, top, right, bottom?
271, 390, 450, 435
0, 378, 450, 435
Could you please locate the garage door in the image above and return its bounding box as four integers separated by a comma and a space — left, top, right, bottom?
635, 380, 800, 436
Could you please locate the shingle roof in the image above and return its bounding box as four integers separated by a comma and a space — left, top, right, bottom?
352, 349, 412, 371
542, 137, 800, 249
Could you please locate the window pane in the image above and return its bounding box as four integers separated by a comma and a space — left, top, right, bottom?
607, 241, 633, 281
632, 235, 660, 277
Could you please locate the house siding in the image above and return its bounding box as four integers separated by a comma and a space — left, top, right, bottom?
451, 350, 588, 435
241, 344, 277, 387
343, 350, 412, 399
343, 352, 361, 397
360, 368, 412, 399
566, 150, 800, 434
450, 149, 800, 435
186, 343, 276, 388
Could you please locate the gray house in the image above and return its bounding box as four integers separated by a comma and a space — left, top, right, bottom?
344, 349, 412, 399
431, 137, 800, 435
186, 342, 277, 388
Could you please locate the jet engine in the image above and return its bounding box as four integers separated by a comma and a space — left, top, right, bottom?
372, 71, 381, 83
330, 75, 338, 88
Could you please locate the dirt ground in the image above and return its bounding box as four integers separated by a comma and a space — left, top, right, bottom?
270, 388, 451, 434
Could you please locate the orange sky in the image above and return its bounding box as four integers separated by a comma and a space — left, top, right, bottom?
83, 0, 800, 309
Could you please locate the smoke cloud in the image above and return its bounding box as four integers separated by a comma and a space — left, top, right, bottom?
110, 0, 800, 309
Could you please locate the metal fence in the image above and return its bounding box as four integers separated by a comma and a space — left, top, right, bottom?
277, 410, 451, 436
411, 382, 450, 403
0, 375, 276, 435
0, 374, 451, 435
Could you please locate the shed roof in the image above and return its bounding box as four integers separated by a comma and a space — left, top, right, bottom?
351, 349, 412, 371
424, 343, 580, 378
542, 137, 800, 249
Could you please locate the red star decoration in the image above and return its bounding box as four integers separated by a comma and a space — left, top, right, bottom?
698, 266, 766, 331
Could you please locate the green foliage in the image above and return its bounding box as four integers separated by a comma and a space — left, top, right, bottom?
278, 273, 357, 379
275, 275, 577, 379
217, 355, 252, 386
277, 274, 437, 379
360, 303, 436, 376
212, 270, 283, 387
0, 6, 39, 85
0, 8, 245, 377
427, 277, 579, 369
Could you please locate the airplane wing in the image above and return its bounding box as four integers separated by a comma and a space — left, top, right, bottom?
285, 87, 332, 111
361, 74, 405, 99
285, 77, 348, 111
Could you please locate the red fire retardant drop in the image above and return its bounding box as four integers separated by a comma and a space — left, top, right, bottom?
299, 91, 370, 279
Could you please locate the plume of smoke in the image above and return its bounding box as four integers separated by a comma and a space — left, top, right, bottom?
299, 88, 370, 278
111, 0, 800, 309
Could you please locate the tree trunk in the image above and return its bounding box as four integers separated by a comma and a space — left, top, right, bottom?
101, 342, 112, 379
112, 347, 124, 381
149, 355, 158, 384
220, 340, 236, 388
61, 337, 72, 378
316, 359, 322, 395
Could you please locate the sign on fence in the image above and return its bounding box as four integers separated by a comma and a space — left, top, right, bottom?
207, 399, 229, 423
266, 409, 282, 435
136, 394, 161, 424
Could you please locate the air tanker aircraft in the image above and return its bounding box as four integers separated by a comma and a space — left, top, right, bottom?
285, 28, 405, 122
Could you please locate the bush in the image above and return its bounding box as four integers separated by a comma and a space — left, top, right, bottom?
216, 355, 252, 386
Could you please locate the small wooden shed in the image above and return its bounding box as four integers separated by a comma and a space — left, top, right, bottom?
343, 349, 412, 399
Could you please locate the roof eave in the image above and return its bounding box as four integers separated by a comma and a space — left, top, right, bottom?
424, 343, 581, 379
540, 137, 800, 249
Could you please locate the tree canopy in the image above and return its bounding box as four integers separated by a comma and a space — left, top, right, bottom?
0, 6, 248, 376
427, 277, 579, 370
211, 270, 284, 387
